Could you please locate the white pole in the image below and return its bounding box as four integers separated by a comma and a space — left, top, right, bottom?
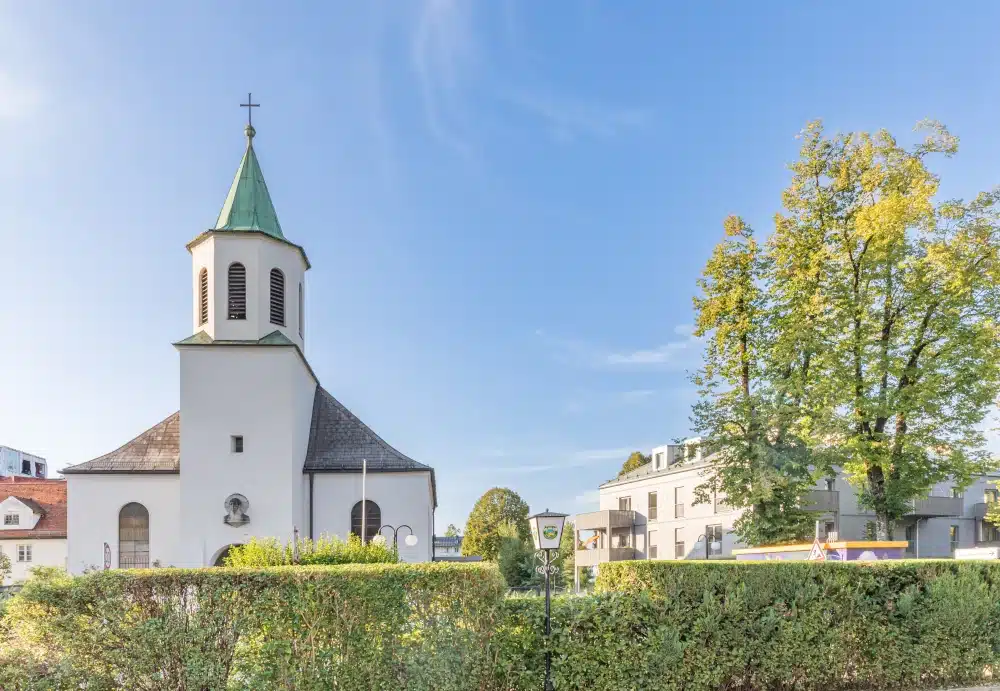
361, 459, 367, 544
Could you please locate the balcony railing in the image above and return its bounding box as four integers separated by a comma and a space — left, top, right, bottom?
906, 496, 963, 518
574, 547, 635, 566
575, 510, 635, 531
803, 490, 840, 513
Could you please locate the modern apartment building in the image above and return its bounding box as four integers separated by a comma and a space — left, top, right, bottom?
0, 446, 47, 479
573, 439, 1000, 582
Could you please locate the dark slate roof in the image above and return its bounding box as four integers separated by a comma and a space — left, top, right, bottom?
304, 387, 436, 506
61, 413, 180, 474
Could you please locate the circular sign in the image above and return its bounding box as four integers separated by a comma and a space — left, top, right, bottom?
542, 525, 559, 540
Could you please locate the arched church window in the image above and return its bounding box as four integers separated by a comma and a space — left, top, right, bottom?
198, 268, 209, 326
351, 500, 381, 544
228, 262, 247, 320
119, 502, 149, 568
269, 268, 285, 326
298, 282, 304, 338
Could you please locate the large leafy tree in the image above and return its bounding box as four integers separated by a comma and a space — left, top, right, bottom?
617, 451, 651, 478
777, 121, 1000, 539
697, 121, 1000, 543
461, 487, 531, 561
691, 216, 819, 545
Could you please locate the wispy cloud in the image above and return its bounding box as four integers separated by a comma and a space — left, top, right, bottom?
411, 0, 476, 155
507, 91, 649, 143
492, 446, 631, 475
536, 324, 702, 371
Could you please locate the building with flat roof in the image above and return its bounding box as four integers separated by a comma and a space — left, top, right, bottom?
573, 439, 1000, 585
0, 446, 47, 479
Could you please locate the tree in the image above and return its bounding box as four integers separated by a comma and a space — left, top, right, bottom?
775, 121, 1000, 539
617, 451, 651, 478
691, 216, 819, 545
461, 487, 531, 561
0, 551, 9, 583
443, 524, 461, 538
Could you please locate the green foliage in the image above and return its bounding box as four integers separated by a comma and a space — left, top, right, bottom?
696, 120, 1000, 541
617, 451, 651, 478
0, 562, 505, 690
462, 487, 531, 561
224, 533, 397, 567
498, 537, 535, 587
0, 551, 9, 582
443, 523, 461, 537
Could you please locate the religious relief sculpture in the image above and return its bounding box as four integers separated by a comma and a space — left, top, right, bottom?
223, 494, 250, 527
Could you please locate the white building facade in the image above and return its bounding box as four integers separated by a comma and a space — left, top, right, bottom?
63, 121, 436, 571
0, 478, 67, 584
575, 439, 1000, 577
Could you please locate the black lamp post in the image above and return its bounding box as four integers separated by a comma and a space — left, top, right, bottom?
377, 524, 418, 552
695, 533, 723, 559
529, 509, 568, 691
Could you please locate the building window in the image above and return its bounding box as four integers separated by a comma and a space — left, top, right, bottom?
21, 460, 30, 475
825, 478, 835, 492
713, 491, 720, 514
950, 525, 959, 555
4, 513, 18, 525
351, 500, 381, 543
231, 435, 244, 453
198, 268, 209, 326
986, 488, 999, 504
618, 496, 631, 512
654, 452, 663, 470
705, 524, 724, 556
119, 502, 150, 569
648, 492, 658, 521
904, 524, 916, 554
227, 262, 247, 320
17, 544, 31, 562
824, 521, 836, 540
648, 530, 657, 559
674, 528, 685, 559
981, 521, 1000, 543
952, 487, 963, 499
269, 268, 285, 326
298, 283, 304, 338
674, 487, 684, 519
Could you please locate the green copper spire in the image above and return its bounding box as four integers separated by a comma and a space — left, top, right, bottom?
213, 123, 284, 239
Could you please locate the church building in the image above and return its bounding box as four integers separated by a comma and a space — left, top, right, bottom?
63, 117, 436, 570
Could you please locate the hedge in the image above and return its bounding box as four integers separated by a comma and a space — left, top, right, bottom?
0, 562, 507, 691
3, 560, 1000, 690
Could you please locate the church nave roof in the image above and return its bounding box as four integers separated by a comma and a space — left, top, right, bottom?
61, 412, 180, 474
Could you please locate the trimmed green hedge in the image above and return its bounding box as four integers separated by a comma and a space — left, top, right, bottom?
0, 563, 506, 690
3, 560, 1000, 690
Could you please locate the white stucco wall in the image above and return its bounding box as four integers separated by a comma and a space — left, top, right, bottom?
311, 472, 434, 563
66, 474, 180, 573
178, 345, 316, 567
0, 538, 66, 584
190, 233, 307, 350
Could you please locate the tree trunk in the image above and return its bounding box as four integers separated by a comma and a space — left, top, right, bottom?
867, 466, 893, 540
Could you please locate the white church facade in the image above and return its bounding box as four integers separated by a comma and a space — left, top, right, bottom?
63, 119, 436, 570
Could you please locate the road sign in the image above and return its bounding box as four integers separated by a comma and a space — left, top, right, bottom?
807, 539, 826, 561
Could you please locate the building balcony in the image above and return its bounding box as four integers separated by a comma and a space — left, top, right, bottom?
905, 496, 963, 518
803, 490, 840, 513
575, 510, 636, 531
574, 546, 635, 567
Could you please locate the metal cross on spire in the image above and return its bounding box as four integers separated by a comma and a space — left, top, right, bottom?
240, 92, 260, 127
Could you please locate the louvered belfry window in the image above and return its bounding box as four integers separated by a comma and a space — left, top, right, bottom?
198, 268, 209, 326
228, 262, 247, 320
270, 268, 285, 326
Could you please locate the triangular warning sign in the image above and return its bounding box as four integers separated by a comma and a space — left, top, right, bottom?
808, 538, 826, 561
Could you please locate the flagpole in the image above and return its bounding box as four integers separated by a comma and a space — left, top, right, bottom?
361, 458, 367, 544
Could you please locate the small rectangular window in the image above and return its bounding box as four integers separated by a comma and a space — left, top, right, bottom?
654, 452, 663, 469
952, 487, 963, 499
3, 513, 19, 526
648, 530, 657, 560
705, 524, 724, 556
231, 436, 244, 453
17, 544, 31, 562
674, 528, 685, 559
674, 487, 684, 518
618, 496, 631, 512
950, 525, 959, 554
21, 460, 30, 474
648, 492, 658, 520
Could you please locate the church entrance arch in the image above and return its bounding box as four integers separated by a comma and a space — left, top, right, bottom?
212, 544, 243, 567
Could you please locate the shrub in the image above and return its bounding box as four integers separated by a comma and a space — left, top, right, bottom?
224, 532, 398, 566
0, 562, 505, 690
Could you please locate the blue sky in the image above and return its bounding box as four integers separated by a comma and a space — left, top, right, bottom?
1, 1, 999, 531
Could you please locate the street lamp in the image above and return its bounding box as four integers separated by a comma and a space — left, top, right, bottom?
695, 533, 723, 559
529, 509, 568, 691
377, 524, 419, 552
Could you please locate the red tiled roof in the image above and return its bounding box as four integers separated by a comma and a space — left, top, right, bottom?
0, 477, 67, 539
